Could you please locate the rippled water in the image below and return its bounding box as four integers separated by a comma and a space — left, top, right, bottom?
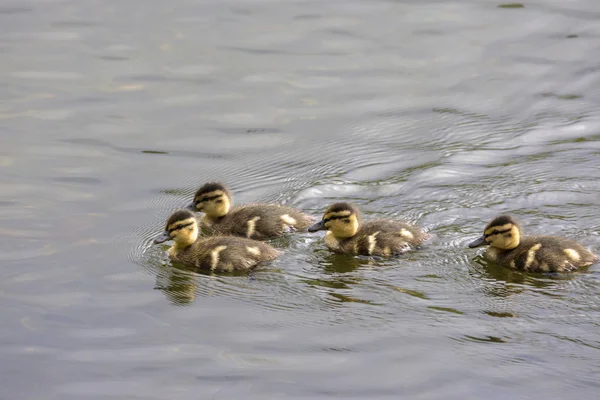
2, 0, 600, 398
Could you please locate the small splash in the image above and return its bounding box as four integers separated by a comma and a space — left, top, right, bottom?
417, 274, 443, 280
428, 306, 464, 315
484, 311, 517, 318
301, 278, 351, 290
540, 92, 583, 100
141, 150, 168, 154
328, 292, 380, 305
463, 335, 508, 343
498, 3, 525, 8
391, 286, 429, 300
159, 188, 191, 196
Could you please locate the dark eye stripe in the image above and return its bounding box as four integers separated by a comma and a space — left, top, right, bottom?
168, 222, 194, 233
195, 194, 223, 203
485, 228, 511, 238
323, 215, 350, 223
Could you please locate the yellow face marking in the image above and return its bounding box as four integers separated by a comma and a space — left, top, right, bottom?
246, 246, 261, 256
367, 231, 380, 255
324, 210, 352, 220
325, 213, 359, 239
399, 229, 413, 240
246, 216, 261, 238
197, 190, 230, 218
210, 245, 228, 270
524, 243, 542, 270
563, 249, 580, 262
486, 224, 520, 250
280, 214, 297, 226
168, 218, 198, 248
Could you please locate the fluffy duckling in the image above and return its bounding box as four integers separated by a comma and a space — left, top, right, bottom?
468, 215, 599, 272
308, 202, 429, 256
154, 210, 280, 272
187, 182, 314, 240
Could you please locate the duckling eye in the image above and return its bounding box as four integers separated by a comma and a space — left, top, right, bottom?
343, 219, 350, 224
216, 199, 223, 203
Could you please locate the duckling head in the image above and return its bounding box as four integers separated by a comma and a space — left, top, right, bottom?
469, 214, 521, 250
154, 209, 199, 247
187, 182, 232, 218
308, 202, 360, 238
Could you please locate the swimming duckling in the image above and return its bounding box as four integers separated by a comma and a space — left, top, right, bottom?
187, 182, 314, 240
468, 214, 599, 272
154, 210, 280, 272
308, 202, 429, 256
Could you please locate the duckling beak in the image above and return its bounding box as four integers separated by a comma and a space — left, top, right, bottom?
308, 220, 326, 232
468, 236, 487, 248
153, 232, 172, 244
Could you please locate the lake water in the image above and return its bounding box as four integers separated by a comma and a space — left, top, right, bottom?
2, 0, 600, 398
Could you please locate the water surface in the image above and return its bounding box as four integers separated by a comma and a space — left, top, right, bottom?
2, 0, 600, 398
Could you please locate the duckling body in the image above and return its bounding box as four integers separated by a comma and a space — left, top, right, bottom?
167, 235, 279, 272
188, 182, 314, 240
309, 203, 429, 256
154, 210, 280, 272
202, 204, 313, 239
469, 215, 599, 272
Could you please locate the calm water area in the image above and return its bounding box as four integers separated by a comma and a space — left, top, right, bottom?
2, 0, 600, 398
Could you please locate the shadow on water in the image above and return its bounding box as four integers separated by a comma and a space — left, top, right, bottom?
154, 265, 200, 306
470, 255, 582, 299
299, 252, 371, 303
153, 261, 269, 306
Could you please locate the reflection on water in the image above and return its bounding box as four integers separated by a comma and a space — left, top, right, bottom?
155, 266, 199, 306
2, 0, 600, 398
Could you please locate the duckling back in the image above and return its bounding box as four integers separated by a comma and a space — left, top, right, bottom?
204, 204, 314, 240
171, 236, 280, 272
328, 220, 429, 256
491, 236, 599, 272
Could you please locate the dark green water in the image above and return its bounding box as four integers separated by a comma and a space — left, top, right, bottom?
2, 0, 600, 398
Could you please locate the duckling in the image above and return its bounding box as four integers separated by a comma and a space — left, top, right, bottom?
468, 214, 599, 272
308, 202, 429, 256
153, 210, 280, 272
187, 182, 314, 240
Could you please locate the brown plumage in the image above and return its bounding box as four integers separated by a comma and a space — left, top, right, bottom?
469, 214, 599, 272
154, 210, 280, 272
187, 182, 314, 240
308, 202, 429, 256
